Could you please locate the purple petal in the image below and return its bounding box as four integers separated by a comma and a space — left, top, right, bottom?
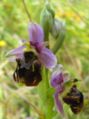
38, 48, 57, 69
54, 92, 64, 116
7, 45, 25, 59
7, 45, 25, 56
29, 23, 44, 46
51, 72, 64, 88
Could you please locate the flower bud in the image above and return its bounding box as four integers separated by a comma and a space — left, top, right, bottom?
40, 5, 55, 40
50, 19, 65, 39
46, 3, 55, 18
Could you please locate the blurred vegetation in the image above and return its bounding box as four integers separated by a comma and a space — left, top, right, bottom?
0, 0, 89, 119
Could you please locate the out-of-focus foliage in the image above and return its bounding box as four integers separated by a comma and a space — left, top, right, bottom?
0, 0, 89, 119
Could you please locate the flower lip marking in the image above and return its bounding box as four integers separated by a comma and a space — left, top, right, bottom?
63, 84, 84, 114
13, 51, 42, 86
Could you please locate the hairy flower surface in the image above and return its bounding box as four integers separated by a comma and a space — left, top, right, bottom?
29, 23, 57, 69
13, 58, 42, 86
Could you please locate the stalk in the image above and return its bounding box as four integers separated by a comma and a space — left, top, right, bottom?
38, 67, 55, 119
22, 0, 32, 22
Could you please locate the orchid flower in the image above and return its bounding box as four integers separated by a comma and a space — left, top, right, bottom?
28, 23, 57, 69
51, 65, 69, 116
8, 47, 42, 86
7, 22, 57, 87
7, 41, 42, 86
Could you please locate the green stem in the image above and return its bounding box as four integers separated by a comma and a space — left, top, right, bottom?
22, 0, 32, 22
38, 68, 55, 119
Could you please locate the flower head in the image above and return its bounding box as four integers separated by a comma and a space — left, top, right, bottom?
51, 65, 69, 116
8, 45, 42, 86
29, 23, 57, 69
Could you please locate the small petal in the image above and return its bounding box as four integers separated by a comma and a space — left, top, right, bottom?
29, 23, 44, 46
54, 92, 64, 116
7, 45, 25, 60
38, 48, 57, 69
51, 72, 64, 88
7, 45, 25, 56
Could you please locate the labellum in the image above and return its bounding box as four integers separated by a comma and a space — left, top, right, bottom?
63, 85, 84, 114
13, 51, 42, 86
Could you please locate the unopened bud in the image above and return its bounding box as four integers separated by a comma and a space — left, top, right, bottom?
46, 3, 55, 18
40, 5, 55, 41
51, 19, 65, 39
